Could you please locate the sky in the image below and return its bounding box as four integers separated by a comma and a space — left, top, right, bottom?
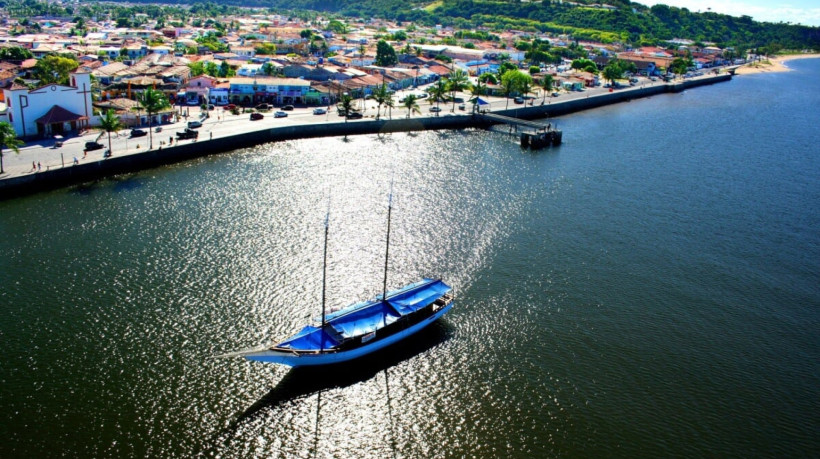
639, 0, 820, 27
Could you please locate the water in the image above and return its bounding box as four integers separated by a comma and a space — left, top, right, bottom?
1, 59, 818, 457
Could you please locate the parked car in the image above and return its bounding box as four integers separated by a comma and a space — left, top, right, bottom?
514, 97, 524, 104
176, 128, 199, 140
346, 111, 363, 119
551, 92, 559, 97
224, 104, 237, 111
255, 103, 271, 111
274, 111, 288, 118
282, 105, 294, 111
206, 104, 215, 110
130, 129, 147, 138
312, 108, 327, 115
187, 120, 202, 129
429, 106, 442, 113
250, 112, 264, 121
84, 141, 104, 151
458, 103, 466, 111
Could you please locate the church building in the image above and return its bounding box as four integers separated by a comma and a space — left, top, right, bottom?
0, 71, 94, 138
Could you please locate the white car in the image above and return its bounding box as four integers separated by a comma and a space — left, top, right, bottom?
312, 108, 327, 115
187, 120, 202, 129
274, 111, 288, 118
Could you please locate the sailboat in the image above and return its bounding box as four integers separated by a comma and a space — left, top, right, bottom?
235, 191, 454, 367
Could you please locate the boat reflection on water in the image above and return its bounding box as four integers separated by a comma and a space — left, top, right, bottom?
237, 319, 454, 422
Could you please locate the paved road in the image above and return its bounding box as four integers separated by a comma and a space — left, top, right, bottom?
0, 74, 693, 180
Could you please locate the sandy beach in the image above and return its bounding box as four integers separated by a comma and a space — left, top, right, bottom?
734, 53, 820, 75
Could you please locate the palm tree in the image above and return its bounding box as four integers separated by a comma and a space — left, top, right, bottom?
427, 80, 448, 115
338, 94, 354, 123
446, 69, 470, 112
384, 97, 395, 120
502, 76, 515, 110
99, 109, 123, 155
402, 94, 420, 118
372, 83, 390, 120
0, 121, 23, 174
520, 79, 533, 104
541, 74, 555, 104
136, 88, 170, 149
468, 80, 485, 113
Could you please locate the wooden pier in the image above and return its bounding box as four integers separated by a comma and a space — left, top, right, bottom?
477, 113, 562, 149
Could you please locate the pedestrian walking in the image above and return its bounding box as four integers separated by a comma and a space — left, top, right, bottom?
32, 161, 36, 171
210, 132, 213, 140
37, 162, 41, 171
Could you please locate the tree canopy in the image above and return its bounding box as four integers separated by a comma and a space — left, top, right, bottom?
375, 40, 398, 67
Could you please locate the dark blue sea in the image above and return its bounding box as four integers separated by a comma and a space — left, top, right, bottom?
1, 58, 818, 457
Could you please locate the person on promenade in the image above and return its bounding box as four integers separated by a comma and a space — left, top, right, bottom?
32, 161, 36, 171
37, 162, 41, 171
73, 157, 78, 165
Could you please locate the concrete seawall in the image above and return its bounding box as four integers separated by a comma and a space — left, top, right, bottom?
0, 73, 731, 199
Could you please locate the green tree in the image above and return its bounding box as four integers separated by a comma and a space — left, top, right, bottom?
218, 60, 234, 77
446, 68, 470, 112
402, 94, 420, 118
255, 42, 277, 55
496, 61, 517, 80
372, 83, 390, 120
541, 74, 555, 104
33, 55, 79, 85
188, 61, 205, 77
0, 121, 22, 175
375, 40, 397, 67
478, 73, 498, 85
500, 69, 531, 109
327, 20, 347, 34
384, 96, 395, 120
136, 88, 170, 149
427, 79, 448, 114
602, 62, 623, 86
469, 80, 486, 113
98, 109, 123, 155
669, 57, 692, 75
0, 46, 33, 60
571, 58, 598, 73
338, 94, 354, 123
205, 61, 219, 77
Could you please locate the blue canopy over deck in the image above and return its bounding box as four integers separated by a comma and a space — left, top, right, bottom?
275, 279, 451, 350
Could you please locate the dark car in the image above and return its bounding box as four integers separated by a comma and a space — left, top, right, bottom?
250, 112, 264, 121
282, 105, 294, 111
255, 103, 271, 111
514, 97, 524, 104
84, 141, 104, 151
346, 111, 363, 119
176, 128, 199, 140
224, 104, 237, 111
130, 129, 147, 138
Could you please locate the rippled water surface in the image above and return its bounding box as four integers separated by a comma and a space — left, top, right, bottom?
2, 59, 819, 457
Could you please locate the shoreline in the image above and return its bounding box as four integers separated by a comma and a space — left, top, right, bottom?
734, 53, 820, 75
0, 73, 731, 200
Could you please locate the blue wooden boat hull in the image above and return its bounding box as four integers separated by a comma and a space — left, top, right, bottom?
243, 302, 453, 367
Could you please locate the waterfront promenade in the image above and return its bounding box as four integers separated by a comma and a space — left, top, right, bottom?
0, 72, 730, 198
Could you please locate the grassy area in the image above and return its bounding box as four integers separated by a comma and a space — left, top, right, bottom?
423, 1, 443, 12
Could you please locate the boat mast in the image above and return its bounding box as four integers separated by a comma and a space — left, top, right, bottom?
320, 209, 329, 353
382, 183, 393, 302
